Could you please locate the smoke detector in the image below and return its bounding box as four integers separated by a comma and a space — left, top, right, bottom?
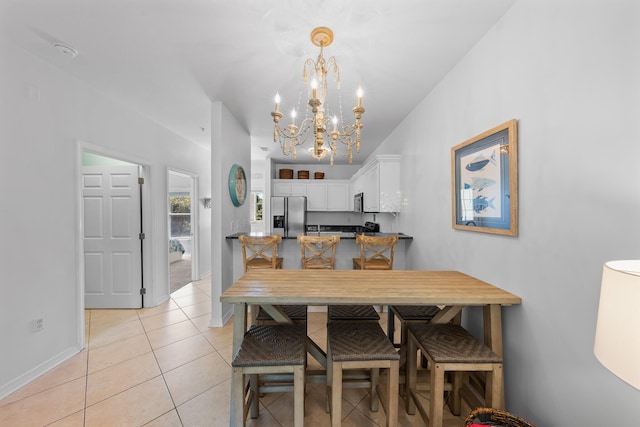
52, 42, 78, 58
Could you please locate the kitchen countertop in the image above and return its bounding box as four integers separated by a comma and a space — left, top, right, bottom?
225, 231, 412, 240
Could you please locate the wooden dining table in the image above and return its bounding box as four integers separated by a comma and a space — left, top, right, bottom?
220, 269, 522, 423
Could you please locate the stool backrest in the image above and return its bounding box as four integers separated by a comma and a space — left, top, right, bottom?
297, 235, 340, 269
239, 234, 282, 272
355, 234, 398, 270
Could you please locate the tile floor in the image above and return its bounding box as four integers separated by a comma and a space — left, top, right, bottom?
0, 277, 467, 426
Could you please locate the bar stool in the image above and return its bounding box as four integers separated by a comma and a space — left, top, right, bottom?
296, 234, 378, 323
239, 234, 306, 324
327, 321, 400, 427
238, 234, 283, 271
231, 324, 307, 427
329, 234, 400, 323
352, 234, 398, 270
297, 234, 340, 269
405, 323, 503, 427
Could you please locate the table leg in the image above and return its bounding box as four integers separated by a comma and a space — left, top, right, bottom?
230, 303, 247, 427
232, 303, 247, 357
483, 304, 503, 356
258, 304, 293, 323
483, 304, 504, 408
430, 305, 463, 324
387, 309, 396, 344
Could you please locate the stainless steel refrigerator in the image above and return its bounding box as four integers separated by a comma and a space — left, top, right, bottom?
271, 196, 307, 237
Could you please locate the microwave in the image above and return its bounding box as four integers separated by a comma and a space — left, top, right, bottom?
354, 192, 364, 213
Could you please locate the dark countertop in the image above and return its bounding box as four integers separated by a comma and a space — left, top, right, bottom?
226, 232, 412, 240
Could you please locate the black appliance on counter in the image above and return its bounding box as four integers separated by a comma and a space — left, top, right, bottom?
306, 222, 380, 236
363, 221, 380, 232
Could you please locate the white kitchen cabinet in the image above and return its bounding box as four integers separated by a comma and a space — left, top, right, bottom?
273, 179, 350, 211
305, 180, 350, 211
271, 159, 399, 212
326, 181, 350, 211
360, 155, 401, 213
362, 165, 380, 212
306, 183, 327, 211
272, 180, 307, 197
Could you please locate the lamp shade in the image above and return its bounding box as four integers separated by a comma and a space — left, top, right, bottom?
594, 260, 640, 390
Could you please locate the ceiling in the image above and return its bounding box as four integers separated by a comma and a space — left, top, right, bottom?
0, 0, 515, 165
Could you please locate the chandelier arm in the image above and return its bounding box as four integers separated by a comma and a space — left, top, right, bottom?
325, 56, 340, 85
274, 117, 315, 140
273, 117, 315, 155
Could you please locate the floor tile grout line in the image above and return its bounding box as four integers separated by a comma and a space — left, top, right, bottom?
83, 310, 162, 412
146, 318, 183, 425
147, 290, 217, 427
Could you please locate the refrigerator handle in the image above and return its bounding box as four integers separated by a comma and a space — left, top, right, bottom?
284, 197, 288, 237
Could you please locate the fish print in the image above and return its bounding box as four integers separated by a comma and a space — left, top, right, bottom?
464, 177, 497, 192
466, 158, 489, 171
473, 196, 496, 213
465, 151, 496, 172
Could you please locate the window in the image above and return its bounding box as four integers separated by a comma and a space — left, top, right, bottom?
169, 192, 191, 237
250, 191, 263, 222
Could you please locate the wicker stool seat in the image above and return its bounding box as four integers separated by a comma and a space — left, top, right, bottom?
328, 304, 380, 322
327, 322, 400, 427
255, 305, 308, 322
232, 324, 306, 426
388, 305, 442, 352
406, 324, 503, 427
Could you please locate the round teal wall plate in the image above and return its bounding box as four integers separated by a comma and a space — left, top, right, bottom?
228, 164, 247, 207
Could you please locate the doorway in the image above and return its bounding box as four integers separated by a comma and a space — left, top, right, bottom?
168, 170, 197, 294
81, 151, 145, 308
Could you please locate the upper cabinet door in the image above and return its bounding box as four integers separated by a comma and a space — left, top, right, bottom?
306, 183, 327, 211
273, 180, 307, 197
327, 182, 349, 211
362, 165, 380, 212
378, 160, 401, 213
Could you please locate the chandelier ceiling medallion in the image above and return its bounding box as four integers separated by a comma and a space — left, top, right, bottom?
271, 27, 364, 165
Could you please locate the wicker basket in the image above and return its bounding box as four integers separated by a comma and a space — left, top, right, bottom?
314, 172, 325, 179
464, 408, 536, 427
297, 170, 309, 179
279, 168, 293, 179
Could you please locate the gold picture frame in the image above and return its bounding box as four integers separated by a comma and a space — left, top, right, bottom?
451, 119, 518, 236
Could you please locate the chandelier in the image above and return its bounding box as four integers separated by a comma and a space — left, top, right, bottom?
271, 27, 365, 165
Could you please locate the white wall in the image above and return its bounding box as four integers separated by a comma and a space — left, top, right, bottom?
209, 102, 251, 327
0, 39, 211, 397
375, 0, 640, 424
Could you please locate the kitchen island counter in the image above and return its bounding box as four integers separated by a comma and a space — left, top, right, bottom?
225, 231, 413, 240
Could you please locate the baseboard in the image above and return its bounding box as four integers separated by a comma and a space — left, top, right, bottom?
0, 344, 83, 400
210, 309, 232, 328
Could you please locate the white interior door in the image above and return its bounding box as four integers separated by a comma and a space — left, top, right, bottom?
83, 165, 142, 308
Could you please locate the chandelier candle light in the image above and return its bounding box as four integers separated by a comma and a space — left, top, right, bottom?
271, 27, 365, 165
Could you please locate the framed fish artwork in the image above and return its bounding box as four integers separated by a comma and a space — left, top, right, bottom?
451, 119, 518, 236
